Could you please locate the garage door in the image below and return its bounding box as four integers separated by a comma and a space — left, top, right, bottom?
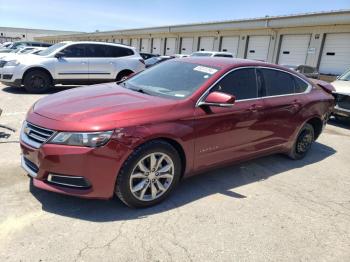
199, 37, 215, 51
131, 39, 139, 50
319, 33, 350, 75
180, 37, 194, 54
165, 38, 176, 55
152, 38, 161, 54
141, 38, 150, 52
220, 36, 239, 57
113, 38, 121, 44
121, 39, 130, 45
278, 35, 311, 66
246, 36, 271, 61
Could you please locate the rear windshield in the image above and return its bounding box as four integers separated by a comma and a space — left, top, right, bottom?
123, 60, 221, 99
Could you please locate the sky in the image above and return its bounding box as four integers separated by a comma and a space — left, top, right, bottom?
0, 0, 349, 32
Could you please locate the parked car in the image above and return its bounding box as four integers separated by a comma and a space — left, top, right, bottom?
330, 68, 350, 120
0, 47, 47, 61
0, 42, 12, 48
140, 52, 159, 60
0, 41, 145, 93
173, 54, 189, 58
283, 65, 319, 79
20, 58, 334, 207
191, 51, 234, 58
0, 41, 51, 53
145, 56, 173, 68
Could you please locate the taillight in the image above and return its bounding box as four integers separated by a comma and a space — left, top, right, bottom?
139, 59, 145, 65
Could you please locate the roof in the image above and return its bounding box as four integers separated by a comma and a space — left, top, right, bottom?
36, 9, 350, 39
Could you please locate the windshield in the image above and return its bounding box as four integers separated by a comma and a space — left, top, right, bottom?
37, 42, 66, 56
191, 52, 212, 57
123, 60, 221, 99
338, 69, 350, 81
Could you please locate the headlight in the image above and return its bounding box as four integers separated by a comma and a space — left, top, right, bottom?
49, 131, 113, 147
5, 60, 20, 67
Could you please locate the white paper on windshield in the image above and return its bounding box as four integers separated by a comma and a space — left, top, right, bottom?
193, 66, 218, 75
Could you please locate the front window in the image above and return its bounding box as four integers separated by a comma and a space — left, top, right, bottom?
338, 69, 350, 81
123, 60, 221, 99
37, 42, 66, 56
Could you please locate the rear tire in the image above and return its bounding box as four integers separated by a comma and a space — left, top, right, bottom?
116, 71, 133, 82
288, 123, 315, 160
23, 70, 52, 93
115, 140, 182, 208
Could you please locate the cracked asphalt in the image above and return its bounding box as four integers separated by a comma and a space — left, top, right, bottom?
0, 83, 349, 262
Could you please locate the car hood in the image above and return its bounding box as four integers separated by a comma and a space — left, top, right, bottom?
32, 83, 178, 130
331, 80, 350, 94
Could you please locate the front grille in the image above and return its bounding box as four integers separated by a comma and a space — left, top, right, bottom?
336, 94, 350, 110
0, 60, 6, 68
21, 121, 55, 148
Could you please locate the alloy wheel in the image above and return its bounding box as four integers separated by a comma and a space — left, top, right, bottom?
129, 152, 174, 201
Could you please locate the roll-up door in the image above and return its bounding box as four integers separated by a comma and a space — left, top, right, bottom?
180, 37, 194, 54
220, 36, 239, 57
278, 34, 311, 66
246, 36, 271, 61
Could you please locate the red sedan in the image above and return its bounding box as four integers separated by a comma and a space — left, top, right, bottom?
20, 58, 334, 207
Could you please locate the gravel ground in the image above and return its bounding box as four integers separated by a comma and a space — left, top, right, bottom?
0, 83, 349, 262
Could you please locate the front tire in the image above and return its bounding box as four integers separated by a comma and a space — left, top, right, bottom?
23, 70, 52, 93
115, 140, 182, 208
288, 123, 315, 160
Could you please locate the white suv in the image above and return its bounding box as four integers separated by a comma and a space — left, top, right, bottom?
0, 41, 145, 93
190, 51, 234, 58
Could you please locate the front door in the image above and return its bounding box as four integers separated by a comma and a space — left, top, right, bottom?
54, 44, 89, 80
194, 68, 269, 170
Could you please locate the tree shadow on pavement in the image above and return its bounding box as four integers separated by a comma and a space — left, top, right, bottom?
30, 142, 336, 222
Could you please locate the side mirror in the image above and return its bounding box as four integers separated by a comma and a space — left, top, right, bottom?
55, 51, 65, 59
199, 91, 236, 107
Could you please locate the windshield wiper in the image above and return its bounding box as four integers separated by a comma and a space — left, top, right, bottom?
128, 87, 152, 95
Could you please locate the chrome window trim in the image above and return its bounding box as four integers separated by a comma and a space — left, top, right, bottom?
195, 66, 312, 107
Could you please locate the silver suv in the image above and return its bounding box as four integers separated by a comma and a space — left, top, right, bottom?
0, 41, 145, 93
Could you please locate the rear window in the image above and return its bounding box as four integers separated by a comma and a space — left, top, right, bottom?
259, 69, 295, 96
86, 44, 134, 57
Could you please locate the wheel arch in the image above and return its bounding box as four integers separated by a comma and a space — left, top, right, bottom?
116, 69, 134, 81
22, 67, 54, 84
306, 117, 323, 140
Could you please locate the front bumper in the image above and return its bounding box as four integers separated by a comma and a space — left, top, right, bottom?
333, 105, 350, 118
20, 138, 133, 199
0, 65, 23, 86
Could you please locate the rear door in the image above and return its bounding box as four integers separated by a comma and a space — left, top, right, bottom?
86, 44, 114, 80
87, 44, 134, 80
54, 44, 89, 80
257, 68, 309, 146
194, 68, 268, 170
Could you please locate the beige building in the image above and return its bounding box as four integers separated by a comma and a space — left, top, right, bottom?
35, 10, 350, 75
0, 27, 81, 43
